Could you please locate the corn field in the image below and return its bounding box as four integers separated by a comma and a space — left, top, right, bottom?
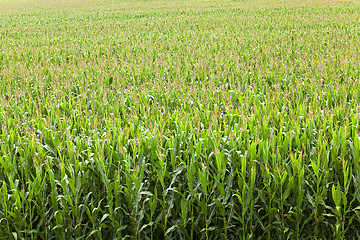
1, 0, 360, 239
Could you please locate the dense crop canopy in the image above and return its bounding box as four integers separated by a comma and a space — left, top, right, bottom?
1, 0, 360, 239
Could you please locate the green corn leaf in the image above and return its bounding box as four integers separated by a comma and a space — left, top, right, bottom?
332, 184, 342, 207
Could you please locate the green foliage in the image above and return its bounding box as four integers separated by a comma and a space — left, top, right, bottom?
0, 0, 360, 239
